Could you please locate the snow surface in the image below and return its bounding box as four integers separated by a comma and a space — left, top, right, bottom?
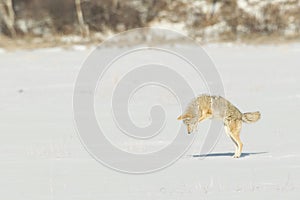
0, 43, 300, 199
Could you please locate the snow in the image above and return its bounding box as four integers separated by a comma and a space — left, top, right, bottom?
149, 20, 188, 36
1, 43, 300, 199
72, 45, 88, 51
203, 21, 230, 40
60, 35, 84, 43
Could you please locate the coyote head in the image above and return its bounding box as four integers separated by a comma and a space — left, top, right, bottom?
177, 113, 198, 134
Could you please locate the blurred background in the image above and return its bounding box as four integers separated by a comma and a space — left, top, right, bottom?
0, 0, 300, 49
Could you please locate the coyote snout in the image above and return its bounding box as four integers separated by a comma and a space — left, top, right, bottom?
177, 95, 261, 158
177, 113, 197, 134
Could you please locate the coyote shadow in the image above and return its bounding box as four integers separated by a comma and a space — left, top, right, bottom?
192, 152, 268, 158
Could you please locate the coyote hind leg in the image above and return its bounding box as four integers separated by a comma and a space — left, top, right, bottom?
225, 120, 243, 158
231, 134, 243, 158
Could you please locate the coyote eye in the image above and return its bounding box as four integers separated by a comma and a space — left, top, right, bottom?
183, 119, 190, 125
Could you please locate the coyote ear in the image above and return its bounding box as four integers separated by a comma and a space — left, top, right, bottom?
177, 114, 191, 120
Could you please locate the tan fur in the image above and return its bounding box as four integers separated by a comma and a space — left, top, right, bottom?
242, 111, 261, 123
177, 94, 261, 158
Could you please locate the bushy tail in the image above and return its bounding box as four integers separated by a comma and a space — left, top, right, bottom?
242, 111, 261, 123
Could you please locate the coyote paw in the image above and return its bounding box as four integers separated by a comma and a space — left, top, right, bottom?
233, 154, 241, 158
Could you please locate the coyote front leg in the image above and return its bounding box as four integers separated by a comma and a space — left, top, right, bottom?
198, 109, 212, 122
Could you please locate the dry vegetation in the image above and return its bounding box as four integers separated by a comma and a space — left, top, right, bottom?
0, 0, 299, 49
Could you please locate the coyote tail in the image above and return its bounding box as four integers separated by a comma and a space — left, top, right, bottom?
242, 111, 261, 123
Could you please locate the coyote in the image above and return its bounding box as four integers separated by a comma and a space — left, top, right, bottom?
177, 94, 261, 158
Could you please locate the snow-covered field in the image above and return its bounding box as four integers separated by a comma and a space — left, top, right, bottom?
0, 43, 300, 199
